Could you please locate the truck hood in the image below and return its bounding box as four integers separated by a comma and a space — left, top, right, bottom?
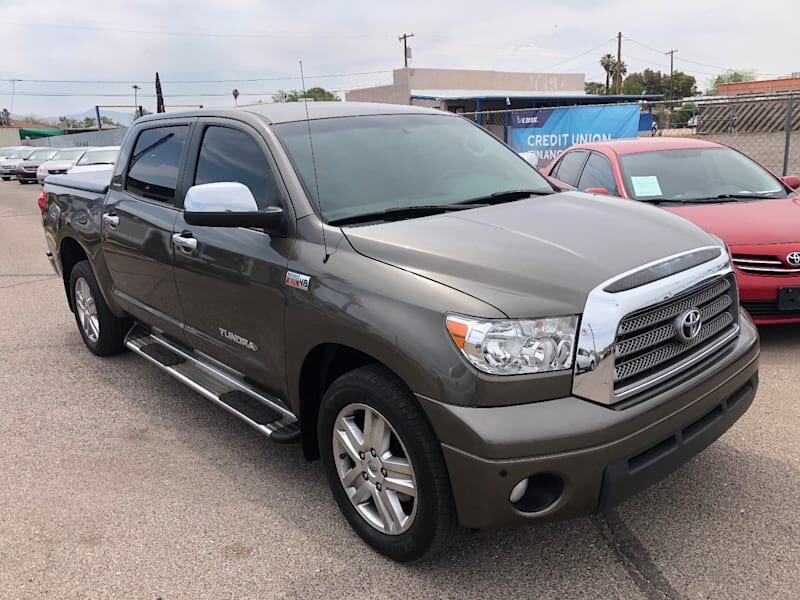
343, 192, 719, 318
663, 195, 800, 246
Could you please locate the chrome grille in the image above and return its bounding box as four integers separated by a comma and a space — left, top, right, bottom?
614, 274, 739, 395
733, 254, 800, 275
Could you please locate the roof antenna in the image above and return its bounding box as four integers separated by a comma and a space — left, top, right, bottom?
300, 60, 329, 263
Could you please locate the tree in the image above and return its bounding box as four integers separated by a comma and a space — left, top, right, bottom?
600, 53, 615, 94
622, 72, 646, 95
666, 71, 697, 99
284, 87, 340, 102
610, 60, 627, 88
708, 69, 757, 95
585, 81, 606, 95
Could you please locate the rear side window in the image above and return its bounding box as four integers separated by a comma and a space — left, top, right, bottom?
552, 150, 588, 185
194, 126, 281, 209
578, 153, 618, 195
126, 125, 189, 203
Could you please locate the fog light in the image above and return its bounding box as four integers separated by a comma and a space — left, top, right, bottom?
509, 478, 529, 503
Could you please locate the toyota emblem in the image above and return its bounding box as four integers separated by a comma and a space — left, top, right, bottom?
787, 251, 800, 266
675, 308, 702, 342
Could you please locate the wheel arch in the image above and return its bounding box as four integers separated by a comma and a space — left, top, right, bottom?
59, 237, 89, 311
297, 343, 425, 461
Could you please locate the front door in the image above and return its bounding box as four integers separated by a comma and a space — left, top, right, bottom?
102, 122, 193, 340
171, 120, 293, 397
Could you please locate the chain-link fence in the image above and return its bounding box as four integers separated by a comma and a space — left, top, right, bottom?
462, 94, 800, 176
26, 127, 128, 148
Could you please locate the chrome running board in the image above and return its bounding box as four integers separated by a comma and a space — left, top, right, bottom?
125, 323, 300, 443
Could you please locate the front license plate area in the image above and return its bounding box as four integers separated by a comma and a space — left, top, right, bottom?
777, 287, 800, 311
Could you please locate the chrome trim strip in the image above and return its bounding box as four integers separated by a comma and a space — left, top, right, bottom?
732, 258, 782, 265
736, 266, 800, 274
573, 245, 733, 406
614, 325, 739, 398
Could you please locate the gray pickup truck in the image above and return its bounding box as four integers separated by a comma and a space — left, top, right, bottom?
41, 102, 759, 562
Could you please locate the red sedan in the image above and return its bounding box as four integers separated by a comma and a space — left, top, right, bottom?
543, 137, 800, 324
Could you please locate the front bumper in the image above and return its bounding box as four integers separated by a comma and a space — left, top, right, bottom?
16, 170, 38, 182
419, 315, 759, 529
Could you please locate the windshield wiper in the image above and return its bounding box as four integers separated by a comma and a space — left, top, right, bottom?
329, 203, 489, 226
458, 189, 555, 206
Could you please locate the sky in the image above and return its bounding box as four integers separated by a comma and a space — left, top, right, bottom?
1, 0, 797, 119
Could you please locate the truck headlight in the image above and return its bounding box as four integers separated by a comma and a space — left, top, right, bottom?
445, 314, 578, 375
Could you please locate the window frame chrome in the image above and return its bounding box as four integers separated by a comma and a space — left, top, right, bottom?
573, 246, 736, 406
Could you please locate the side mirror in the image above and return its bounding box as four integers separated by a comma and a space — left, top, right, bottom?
584, 187, 610, 195
781, 175, 800, 190
183, 182, 284, 230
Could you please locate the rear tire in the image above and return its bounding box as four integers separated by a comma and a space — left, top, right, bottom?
318, 364, 460, 562
1, 176, 9, 181
69, 260, 130, 356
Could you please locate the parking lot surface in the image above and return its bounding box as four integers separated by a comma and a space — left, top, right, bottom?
1, 179, 798, 599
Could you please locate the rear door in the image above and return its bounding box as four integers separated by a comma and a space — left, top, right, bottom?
171, 118, 294, 396
102, 120, 194, 340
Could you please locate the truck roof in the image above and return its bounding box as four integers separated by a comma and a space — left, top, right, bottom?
134, 101, 448, 125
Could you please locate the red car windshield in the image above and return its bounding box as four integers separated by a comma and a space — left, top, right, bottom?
619, 147, 787, 202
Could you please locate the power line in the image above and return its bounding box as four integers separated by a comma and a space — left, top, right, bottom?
0, 69, 395, 85
0, 19, 394, 39
535, 38, 616, 71
623, 35, 786, 76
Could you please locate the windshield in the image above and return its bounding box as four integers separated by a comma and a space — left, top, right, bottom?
619, 147, 787, 202
52, 149, 85, 161
0, 147, 19, 158
76, 149, 118, 165
273, 114, 553, 222
28, 149, 57, 161
9, 149, 34, 159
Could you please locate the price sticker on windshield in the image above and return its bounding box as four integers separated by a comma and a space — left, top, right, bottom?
631, 176, 663, 197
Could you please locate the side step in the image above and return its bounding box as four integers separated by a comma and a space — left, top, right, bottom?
125, 324, 300, 443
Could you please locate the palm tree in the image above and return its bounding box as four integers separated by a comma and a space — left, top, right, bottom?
611, 60, 628, 89
600, 54, 615, 94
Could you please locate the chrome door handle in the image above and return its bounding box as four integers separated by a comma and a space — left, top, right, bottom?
102, 214, 119, 228
172, 233, 198, 253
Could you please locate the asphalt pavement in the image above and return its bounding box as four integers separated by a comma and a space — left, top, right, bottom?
1, 179, 798, 599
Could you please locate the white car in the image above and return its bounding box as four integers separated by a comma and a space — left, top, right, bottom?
36, 148, 92, 184
0, 147, 36, 180
67, 146, 120, 175
0, 145, 27, 159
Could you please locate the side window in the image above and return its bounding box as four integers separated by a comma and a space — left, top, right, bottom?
578, 153, 618, 195
126, 125, 189, 203
552, 150, 588, 186
194, 126, 281, 210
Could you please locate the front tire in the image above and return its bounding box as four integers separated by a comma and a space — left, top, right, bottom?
69, 260, 130, 355
318, 365, 459, 562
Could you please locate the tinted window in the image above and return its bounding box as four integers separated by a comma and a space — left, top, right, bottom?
578, 153, 618, 195
273, 114, 553, 223
552, 150, 587, 185
619, 147, 786, 202
127, 126, 189, 202
194, 126, 280, 209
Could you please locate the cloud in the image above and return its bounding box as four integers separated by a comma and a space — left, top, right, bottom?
0, 0, 796, 117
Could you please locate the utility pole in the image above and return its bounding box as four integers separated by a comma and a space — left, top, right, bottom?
132, 85, 140, 117
399, 33, 414, 68
665, 49, 678, 101
615, 32, 622, 94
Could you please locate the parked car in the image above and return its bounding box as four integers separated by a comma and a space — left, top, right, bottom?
0, 145, 27, 160
0, 147, 36, 180
41, 104, 758, 562
15, 148, 59, 183
543, 137, 800, 324
67, 146, 120, 175
36, 147, 91, 184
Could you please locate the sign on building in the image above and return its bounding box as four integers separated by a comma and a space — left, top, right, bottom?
510, 104, 640, 167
